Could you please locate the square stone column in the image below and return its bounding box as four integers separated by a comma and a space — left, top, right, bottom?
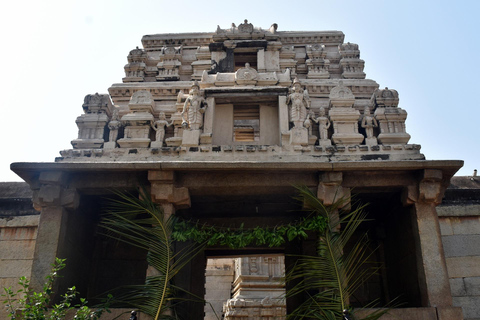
30, 172, 79, 293
402, 169, 463, 318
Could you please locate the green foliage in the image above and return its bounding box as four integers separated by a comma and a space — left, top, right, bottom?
285, 186, 389, 320
100, 189, 207, 320
1, 258, 112, 320
172, 214, 328, 248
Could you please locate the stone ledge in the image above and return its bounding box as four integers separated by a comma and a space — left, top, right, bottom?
0, 215, 40, 228
437, 204, 480, 217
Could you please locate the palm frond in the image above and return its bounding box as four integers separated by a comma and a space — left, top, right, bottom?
99, 188, 206, 320
286, 186, 387, 320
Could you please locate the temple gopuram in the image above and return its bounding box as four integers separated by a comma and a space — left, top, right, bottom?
4, 20, 477, 319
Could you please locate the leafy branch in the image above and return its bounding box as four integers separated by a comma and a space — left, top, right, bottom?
171, 214, 328, 249
1, 258, 112, 320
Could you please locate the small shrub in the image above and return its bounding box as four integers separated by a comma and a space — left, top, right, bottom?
2, 258, 111, 320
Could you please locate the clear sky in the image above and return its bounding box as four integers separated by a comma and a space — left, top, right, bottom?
1, 0, 478, 181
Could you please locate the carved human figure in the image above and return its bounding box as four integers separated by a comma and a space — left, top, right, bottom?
313, 107, 331, 140
108, 108, 122, 142
286, 78, 310, 128
151, 112, 173, 145
361, 106, 378, 138
181, 82, 207, 130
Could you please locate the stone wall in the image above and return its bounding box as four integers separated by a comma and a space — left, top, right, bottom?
438, 176, 480, 320
0, 182, 39, 319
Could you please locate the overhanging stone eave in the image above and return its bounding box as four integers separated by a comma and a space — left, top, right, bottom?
10, 159, 464, 181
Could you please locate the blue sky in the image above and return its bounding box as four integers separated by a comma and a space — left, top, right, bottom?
1, 0, 478, 181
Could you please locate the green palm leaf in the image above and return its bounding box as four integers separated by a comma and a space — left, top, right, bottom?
99, 189, 206, 320
286, 186, 389, 320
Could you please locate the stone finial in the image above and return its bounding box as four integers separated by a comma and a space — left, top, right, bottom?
127, 46, 146, 63
238, 19, 254, 33
329, 81, 355, 107
372, 87, 399, 108
307, 44, 327, 60
339, 42, 360, 59
82, 93, 113, 115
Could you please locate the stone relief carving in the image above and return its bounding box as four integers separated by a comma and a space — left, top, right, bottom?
361, 106, 378, 146
151, 112, 173, 146
287, 78, 311, 128
313, 107, 332, 146
181, 81, 207, 130
361, 106, 378, 139
108, 108, 122, 143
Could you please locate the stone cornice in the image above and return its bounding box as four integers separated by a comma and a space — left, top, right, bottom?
11, 160, 464, 177
140, 31, 345, 50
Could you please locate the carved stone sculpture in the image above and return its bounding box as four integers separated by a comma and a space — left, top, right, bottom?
235, 63, 258, 85
71, 93, 113, 149
306, 44, 330, 79
339, 42, 366, 79
372, 87, 411, 144
286, 78, 311, 146
123, 47, 147, 82
104, 108, 122, 149
314, 107, 332, 146
150, 112, 173, 148
287, 78, 310, 128
361, 106, 378, 146
156, 46, 182, 81
117, 90, 155, 148
328, 81, 364, 145
181, 81, 207, 146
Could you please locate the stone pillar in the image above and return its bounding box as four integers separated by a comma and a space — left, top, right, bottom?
30, 172, 79, 292
402, 169, 462, 318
